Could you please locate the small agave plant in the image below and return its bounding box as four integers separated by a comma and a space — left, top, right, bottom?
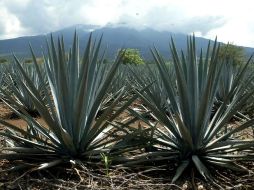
132, 36, 254, 182
2, 62, 47, 116
214, 54, 251, 122
216, 60, 234, 103
130, 63, 175, 114
0, 33, 135, 170
0, 64, 6, 93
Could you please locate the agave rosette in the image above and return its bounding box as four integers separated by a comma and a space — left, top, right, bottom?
0, 33, 136, 170
2, 62, 47, 115
131, 36, 254, 181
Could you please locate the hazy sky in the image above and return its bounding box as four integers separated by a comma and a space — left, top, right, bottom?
1, 0, 254, 47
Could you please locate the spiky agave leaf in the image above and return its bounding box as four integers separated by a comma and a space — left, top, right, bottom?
238, 67, 254, 119
215, 53, 251, 122
132, 36, 254, 182
129, 63, 175, 116
2, 61, 47, 115
98, 63, 131, 117
0, 63, 6, 84
216, 60, 235, 103
0, 63, 9, 99
0, 33, 137, 170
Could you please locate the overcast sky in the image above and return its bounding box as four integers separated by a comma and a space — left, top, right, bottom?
0, 0, 254, 47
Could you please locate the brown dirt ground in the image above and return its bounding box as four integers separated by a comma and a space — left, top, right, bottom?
0, 102, 46, 130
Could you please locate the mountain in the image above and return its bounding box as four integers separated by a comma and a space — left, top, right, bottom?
0, 24, 253, 60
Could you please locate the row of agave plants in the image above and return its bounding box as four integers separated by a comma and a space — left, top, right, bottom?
0, 33, 254, 184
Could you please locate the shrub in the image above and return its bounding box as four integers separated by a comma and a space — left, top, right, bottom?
119, 48, 144, 65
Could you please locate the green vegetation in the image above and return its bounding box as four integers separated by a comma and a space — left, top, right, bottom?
119, 48, 144, 64
0, 57, 8, 64
24, 57, 44, 64
218, 43, 245, 66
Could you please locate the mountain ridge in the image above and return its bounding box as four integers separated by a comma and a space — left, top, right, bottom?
0, 24, 253, 60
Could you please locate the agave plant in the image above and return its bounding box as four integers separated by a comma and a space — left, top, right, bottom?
2, 62, 47, 116
0, 64, 6, 91
99, 64, 130, 116
132, 36, 254, 182
108, 64, 128, 95
130, 63, 175, 113
0, 69, 7, 105
216, 61, 234, 103
214, 50, 252, 122
243, 81, 254, 117
0, 33, 136, 170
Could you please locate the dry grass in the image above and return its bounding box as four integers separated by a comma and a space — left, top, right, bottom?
0, 159, 253, 190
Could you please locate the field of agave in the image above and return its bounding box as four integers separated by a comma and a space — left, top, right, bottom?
0, 33, 254, 189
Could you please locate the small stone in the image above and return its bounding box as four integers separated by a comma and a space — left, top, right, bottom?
182, 181, 190, 190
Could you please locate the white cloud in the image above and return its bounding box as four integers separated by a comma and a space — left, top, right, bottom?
0, 7, 26, 39
0, 0, 253, 46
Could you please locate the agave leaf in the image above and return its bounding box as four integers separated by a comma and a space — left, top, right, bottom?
30, 46, 58, 122
0, 132, 56, 151
150, 47, 178, 110
84, 87, 126, 145
172, 160, 190, 182
0, 120, 57, 149
192, 155, 212, 181
2, 147, 52, 154
36, 160, 62, 170
0, 152, 57, 160
205, 160, 247, 172
203, 156, 233, 163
